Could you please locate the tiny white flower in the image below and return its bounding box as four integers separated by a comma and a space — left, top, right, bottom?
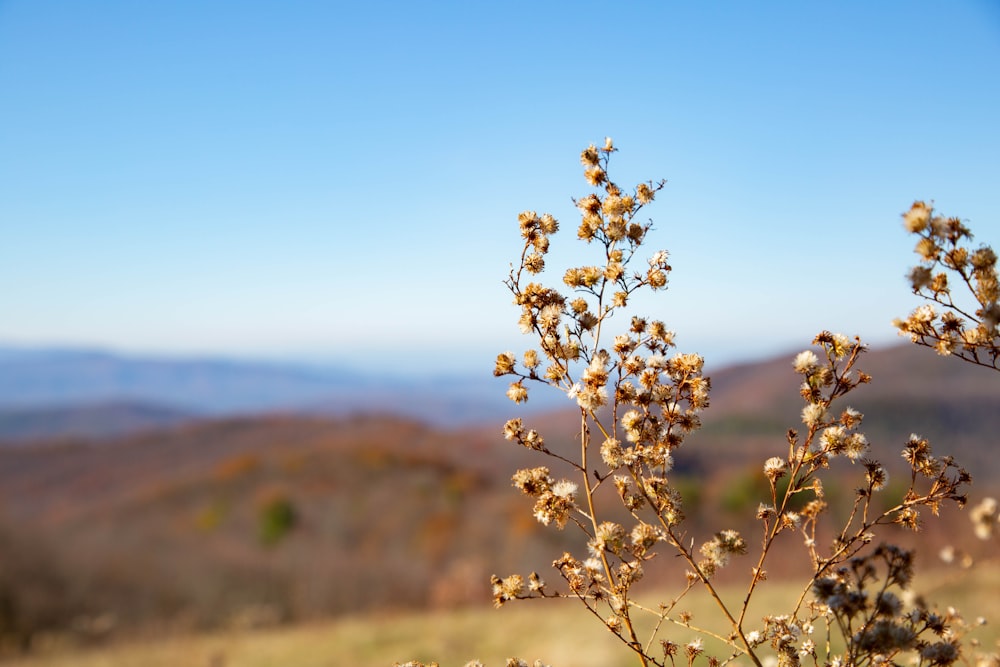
646, 353, 667, 369
802, 403, 826, 426
793, 350, 819, 373
551, 479, 578, 499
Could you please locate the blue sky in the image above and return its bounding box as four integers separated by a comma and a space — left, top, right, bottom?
1, 1, 998, 374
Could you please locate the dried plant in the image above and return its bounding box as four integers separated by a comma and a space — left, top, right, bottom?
400, 143, 983, 667
893, 201, 1000, 371
396, 662, 552, 667
891, 203, 1000, 667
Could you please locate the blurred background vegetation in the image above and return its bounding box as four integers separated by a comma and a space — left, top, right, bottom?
0, 344, 997, 664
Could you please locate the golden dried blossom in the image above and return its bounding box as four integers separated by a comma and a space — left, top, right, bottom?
503, 417, 523, 441
630, 522, 660, 552
903, 201, 932, 233
539, 213, 558, 234
494, 351, 516, 376
506, 380, 528, 404
601, 437, 624, 468
524, 252, 545, 273
577, 311, 598, 330
576, 193, 601, 214
764, 457, 787, 481
864, 460, 889, 491
793, 350, 819, 374
604, 261, 624, 281
491, 573, 524, 607
518, 210, 540, 233
522, 429, 544, 450
585, 167, 606, 186
512, 467, 551, 496
602, 195, 626, 219
802, 403, 826, 426
648, 320, 674, 345
636, 182, 654, 204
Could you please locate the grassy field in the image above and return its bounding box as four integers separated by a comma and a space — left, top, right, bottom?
5, 564, 999, 667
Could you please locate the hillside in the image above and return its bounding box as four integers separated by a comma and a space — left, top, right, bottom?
0, 342, 997, 652
0, 414, 579, 650
702, 343, 1000, 478
0, 402, 196, 441
0, 346, 564, 435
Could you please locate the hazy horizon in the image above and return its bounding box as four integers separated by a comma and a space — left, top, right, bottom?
0, 334, 919, 378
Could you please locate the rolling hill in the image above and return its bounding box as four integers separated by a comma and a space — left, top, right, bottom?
0, 341, 997, 652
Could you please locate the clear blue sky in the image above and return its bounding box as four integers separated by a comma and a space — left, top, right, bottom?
1, 1, 998, 374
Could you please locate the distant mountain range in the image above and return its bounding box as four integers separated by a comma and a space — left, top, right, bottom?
0, 347, 365, 411
0, 346, 565, 438
2, 342, 999, 446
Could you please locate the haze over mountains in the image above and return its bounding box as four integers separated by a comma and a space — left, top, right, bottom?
1, 342, 999, 446
0, 346, 565, 438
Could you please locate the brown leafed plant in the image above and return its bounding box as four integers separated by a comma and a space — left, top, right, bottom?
399, 143, 984, 667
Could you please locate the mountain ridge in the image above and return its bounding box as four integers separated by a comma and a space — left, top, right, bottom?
0, 344, 565, 434
1, 341, 998, 442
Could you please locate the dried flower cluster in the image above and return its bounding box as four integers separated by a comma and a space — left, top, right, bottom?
894, 201, 1000, 370
489, 144, 976, 667
803, 544, 968, 667
404, 146, 987, 667
395, 661, 552, 667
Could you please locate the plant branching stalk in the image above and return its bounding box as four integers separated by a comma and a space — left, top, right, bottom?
579, 411, 649, 667
488, 150, 976, 667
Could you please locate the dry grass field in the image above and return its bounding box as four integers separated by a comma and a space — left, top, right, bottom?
5, 563, 998, 667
